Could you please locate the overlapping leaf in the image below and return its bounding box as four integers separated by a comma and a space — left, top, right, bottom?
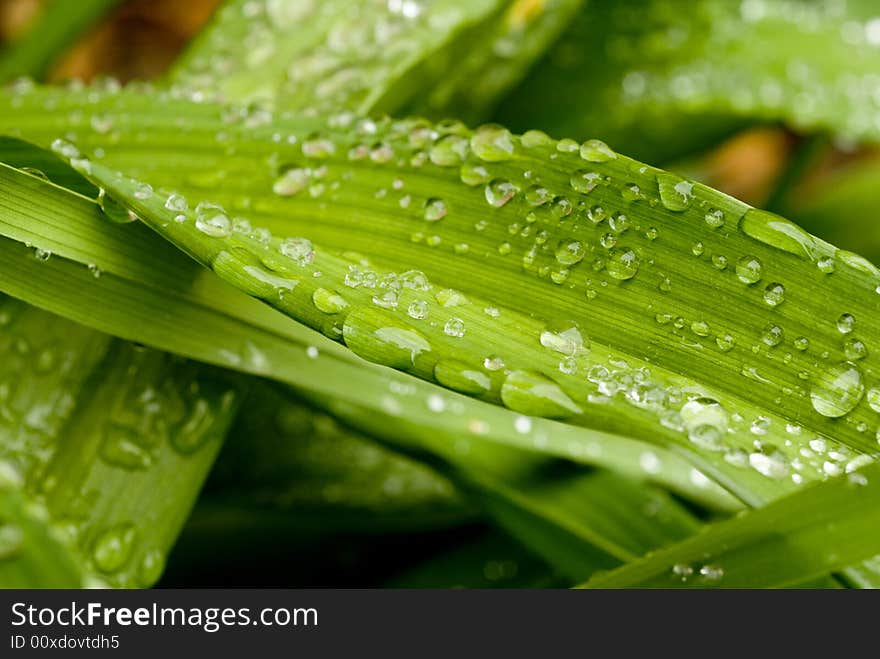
498, 0, 880, 162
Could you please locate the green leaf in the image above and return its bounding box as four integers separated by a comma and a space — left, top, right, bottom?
0, 155, 733, 513
497, 0, 880, 162
170, 0, 505, 110
207, 381, 475, 532
0, 481, 82, 588
0, 295, 243, 586
583, 462, 880, 589
14, 86, 880, 509
0, 151, 721, 581
0, 0, 125, 81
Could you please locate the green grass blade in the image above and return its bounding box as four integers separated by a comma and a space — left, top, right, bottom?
0, 296, 243, 586
0, 158, 733, 512
497, 0, 880, 162
208, 381, 475, 532
0, 0, 124, 81
170, 0, 504, 110
583, 462, 880, 589
0, 483, 83, 588
15, 87, 880, 508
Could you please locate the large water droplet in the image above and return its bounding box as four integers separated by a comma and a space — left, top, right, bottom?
735, 256, 763, 284
810, 362, 864, 418
279, 237, 315, 266
434, 360, 491, 394
485, 179, 518, 207
424, 198, 448, 221
470, 124, 515, 162
555, 240, 586, 266
312, 288, 349, 314
740, 207, 825, 261
500, 370, 581, 418
194, 202, 231, 237
579, 139, 616, 162
680, 398, 728, 451
92, 524, 137, 573
657, 173, 693, 211
343, 308, 431, 369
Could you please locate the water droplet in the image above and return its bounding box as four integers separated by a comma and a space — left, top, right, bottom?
866, 387, 880, 413
761, 324, 784, 346
423, 198, 448, 221
100, 424, 153, 470
33, 247, 51, 262
570, 170, 601, 194
470, 124, 514, 161
740, 207, 823, 260
273, 167, 310, 196
133, 182, 153, 200
484, 355, 505, 371
194, 204, 231, 237
137, 548, 164, 587
691, 320, 710, 337
312, 288, 349, 314
579, 139, 616, 162
430, 134, 468, 166
704, 209, 725, 229
735, 256, 763, 284
672, 563, 693, 581
749, 451, 789, 479
763, 282, 785, 307
657, 173, 693, 211
435, 289, 469, 307
837, 313, 855, 334
539, 325, 586, 356
500, 370, 582, 418
817, 257, 836, 274
460, 163, 489, 186
699, 564, 725, 582
525, 185, 552, 206
485, 179, 518, 207
555, 240, 586, 266
606, 248, 639, 280
556, 138, 579, 153
810, 362, 864, 418
444, 317, 466, 338
434, 360, 491, 394
279, 237, 315, 266
680, 398, 728, 451
407, 300, 429, 320
92, 524, 137, 573
794, 336, 809, 351
844, 338, 867, 360
716, 333, 736, 351
164, 193, 188, 212
343, 308, 431, 369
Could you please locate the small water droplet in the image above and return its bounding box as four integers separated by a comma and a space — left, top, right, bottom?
424, 198, 448, 221
763, 282, 785, 307
606, 248, 639, 280
735, 256, 763, 284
